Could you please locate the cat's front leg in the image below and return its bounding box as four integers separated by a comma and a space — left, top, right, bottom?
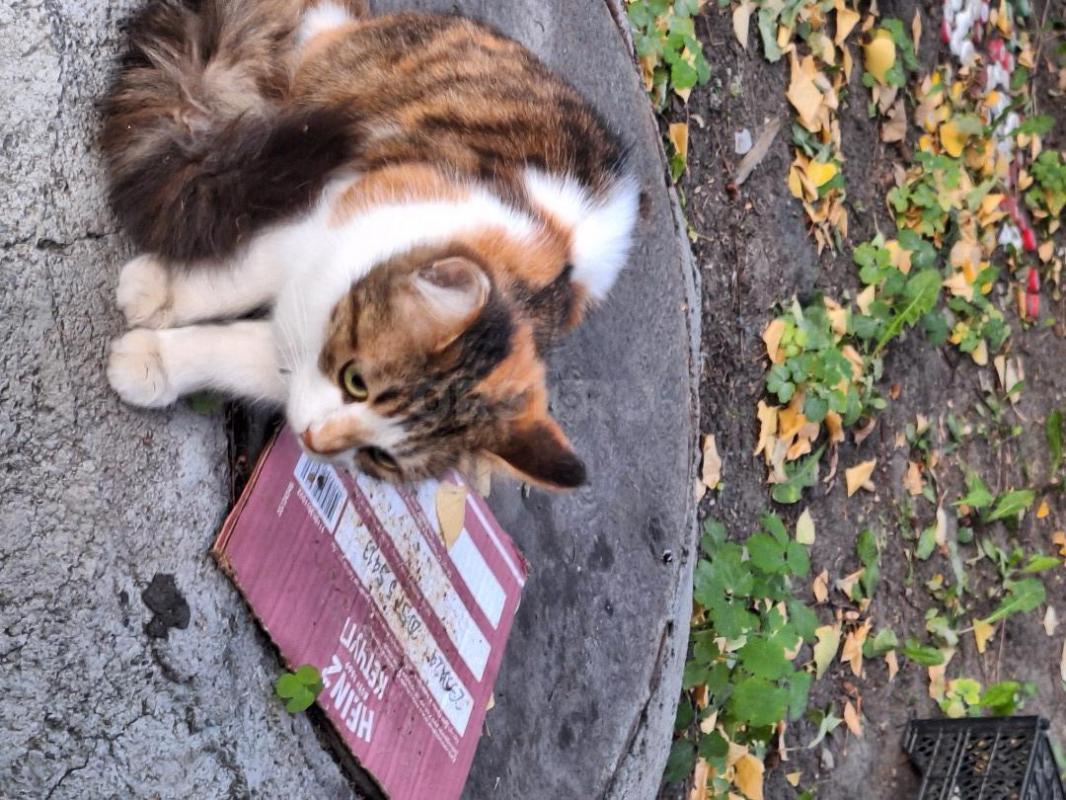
116, 245, 287, 329
107, 320, 287, 408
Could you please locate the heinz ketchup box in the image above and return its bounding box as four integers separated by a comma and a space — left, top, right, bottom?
212, 427, 527, 800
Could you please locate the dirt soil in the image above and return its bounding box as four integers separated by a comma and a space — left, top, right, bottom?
661, 0, 1066, 797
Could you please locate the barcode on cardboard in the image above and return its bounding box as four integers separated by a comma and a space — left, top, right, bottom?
295, 454, 346, 531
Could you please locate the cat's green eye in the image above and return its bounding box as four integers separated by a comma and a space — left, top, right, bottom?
340, 362, 368, 401
364, 447, 399, 473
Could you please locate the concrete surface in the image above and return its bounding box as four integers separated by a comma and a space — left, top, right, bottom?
0, 2, 699, 799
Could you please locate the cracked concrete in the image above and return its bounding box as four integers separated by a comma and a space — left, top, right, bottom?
1, 2, 698, 798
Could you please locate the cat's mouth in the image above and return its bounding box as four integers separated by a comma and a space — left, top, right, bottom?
299, 428, 405, 481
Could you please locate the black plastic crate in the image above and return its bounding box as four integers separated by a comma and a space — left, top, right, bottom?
903, 716, 1065, 799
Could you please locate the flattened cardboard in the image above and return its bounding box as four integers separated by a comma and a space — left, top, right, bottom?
213, 428, 527, 800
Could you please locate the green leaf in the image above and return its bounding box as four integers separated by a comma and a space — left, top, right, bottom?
663, 738, 696, 783
1047, 410, 1063, 475
785, 540, 811, 578
875, 269, 941, 353
761, 513, 789, 543
856, 529, 880, 597
808, 708, 842, 748
901, 638, 945, 666
701, 517, 727, 551
1021, 554, 1061, 573
739, 636, 791, 680
728, 676, 789, 727
747, 533, 787, 574
979, 681, 1023, 716
980, 578, 1046, 624
295, 664, 323, 689
786, 671, 813, 721
1017, 115, 1054, 136
275, 673, 303, 699
698, 729, 730, 761
707, 596, 758, 639
863, 628, 899, 657
956, 471, 994, 511
915, 526, 937, 560
285, 690, 316, 714
986, 490, 1035, 522
771, 447, 824, 505
787, 600, 819, 643
674, 697, 695, 731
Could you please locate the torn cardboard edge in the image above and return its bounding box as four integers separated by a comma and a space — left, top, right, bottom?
212, 427, 528, 800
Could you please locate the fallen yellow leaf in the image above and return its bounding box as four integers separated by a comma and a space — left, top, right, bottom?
788, 55, 825, 130
435, 482, 468, 549
845, 459, 877, 497
788, 165, 805, 199
903, 461, 925, 496
840, 620, 871, 676
911, 9, 922, 49
843, 699, 863, 737
928, 649, 955, 701
812, 569, 829, 603
754, 401, 778, 458
785, 771, 802, 788
806, 160, 838, 187
763, 318, 787, 364
1053, 531, 1066, 557
836, 567, 865, 598
701, 434, 723, 492
1037, 499, 1050, 519
1043, 607, 1058, 637
885, 650, 899, 680
881, 98, 908, 143
973, 619, 995, 654
734, 753, 765, 800
856, 284, 876, 315
864, 29, 896, 84
733, 0, 755, 49
834, 0, 860, 46
940, 119, 969, 157
669, 122, 689, 162
814, 623, 842, 678
825, 410, 844, 444
796, 508, 816, 545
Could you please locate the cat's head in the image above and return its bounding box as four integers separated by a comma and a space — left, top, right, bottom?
282, 244, 586, 489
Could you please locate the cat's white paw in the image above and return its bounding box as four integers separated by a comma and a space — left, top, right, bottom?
107, 330, 178, 408
116, 255, 173, 328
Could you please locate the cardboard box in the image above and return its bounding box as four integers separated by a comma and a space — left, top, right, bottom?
213, 427, 527, 800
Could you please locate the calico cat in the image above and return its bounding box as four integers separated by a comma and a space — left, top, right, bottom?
101, 0, 639, 488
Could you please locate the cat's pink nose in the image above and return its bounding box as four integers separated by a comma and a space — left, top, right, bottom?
301, 427, 350, 457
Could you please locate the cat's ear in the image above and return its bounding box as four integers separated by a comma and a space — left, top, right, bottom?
488, 413, 586, 490
403, 256, 490, 351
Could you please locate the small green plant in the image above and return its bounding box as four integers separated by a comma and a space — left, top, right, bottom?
275, 664, 324, 713
1026, 150, 1066, 220
626, 0, 711, 111
939, 678, 1036, 718
668, 516, 817, 794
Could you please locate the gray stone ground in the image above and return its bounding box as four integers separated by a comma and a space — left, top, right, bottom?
0, 2, 698, 799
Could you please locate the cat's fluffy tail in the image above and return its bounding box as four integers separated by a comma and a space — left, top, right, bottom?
100, 0, 357, 263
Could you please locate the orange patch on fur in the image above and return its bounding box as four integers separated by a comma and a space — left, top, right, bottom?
330, 165, 470, 226
306, 414, 373, 455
